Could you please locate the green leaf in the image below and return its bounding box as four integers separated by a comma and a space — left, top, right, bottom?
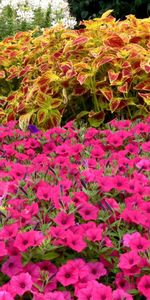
76, 110, 89, 119
88, 111, 105, 127
41, 252, 59, 260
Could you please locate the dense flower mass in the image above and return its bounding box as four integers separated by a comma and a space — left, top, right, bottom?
0, 118, 150, 299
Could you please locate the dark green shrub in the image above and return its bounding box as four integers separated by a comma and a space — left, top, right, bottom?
67, 0, 150, 25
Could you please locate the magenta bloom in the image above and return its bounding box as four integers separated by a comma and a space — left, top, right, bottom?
56, 263, 79, 287
14, 231, 35, 252
66, 231, 87, 252
118, 250, 141, 270
54, 211, 75, 229
10, 272, 33, 296
78, 203, 98, 221
0, 242, 8, 257
137, 275, 150, 298
112, 288, 133, 300
1, 256, 23, 277
87, 262, 107, 280
93, 283, 113, 299
0, 291, 13, 300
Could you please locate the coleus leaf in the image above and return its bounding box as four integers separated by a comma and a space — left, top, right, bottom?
108, 69, 120, 84
72, 36, 88, 46
37, 108, 47, 124
134, 80, 150, 91
76, 110, 89, 119
100, 87, 113, 101
104, 34, 124, 48
118, 82, 129, 93
88, 111, 105, 127
94, 55, 115, 68
138, 92, 150, 105
0, 70, 5, 79
19, 111, 35, 131
77, 73, 89, 85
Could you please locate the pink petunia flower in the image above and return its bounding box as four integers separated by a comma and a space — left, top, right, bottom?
118, 250, 141, 271
129, 235, 150, 252
66, 231, 87, 252
137, 275, 150, 298
53, 211, 75, 229
1, 256, 23, 277
56, 263, 79, 286
0, 291, 13, 300
14, 231, 35, 252
0, 242, 8, 257
92, 282, 113, 299
115, 272, 135, 292
112, 288, 133, 300
10, 272, 33, 296
78, 202, 98, 221
87, 261, 107, 280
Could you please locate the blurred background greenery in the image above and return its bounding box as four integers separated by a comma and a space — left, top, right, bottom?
0, 0, 149, 40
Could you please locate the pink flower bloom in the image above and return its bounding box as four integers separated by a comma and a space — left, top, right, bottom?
53, 211, 75, 229
123, 232, 141, 247
142, 141, 150, 152
36, 186, 52, 201
115, 272, 135, 292
14, 231, 35, 252
87, 262, 107, 279
137, 275, 150, 298
66, 231, 87, 252
85, 226, 102, 242
112, 289, 133, 300
0, 291, 13, 300
45, 291, 65, 300
136, 158, 150, 170
112, 175, 128, 191
107, 132, 124, 147
118, 250, 141, 271
92, 282, 113, 299
56, 263, 79, 286
10, 272, 33, 296
78, 202, 98, 221
0, 223, 18, 240
1, 256, 23, 277
0, 242, 8, 257
129, 235, 150, 252
0, 182, 9, 204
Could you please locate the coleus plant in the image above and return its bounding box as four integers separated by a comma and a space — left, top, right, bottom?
0, 10, 150, 129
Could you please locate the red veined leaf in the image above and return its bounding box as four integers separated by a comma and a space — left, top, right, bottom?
118, 82, 128, 93
100, 87, 113, 101
37, 108, 47, 124
73, 36, 88, 46
77, 73, 88, 85
94, 55, 115, 68
138, 92, 150, 105
104, 34, 124, 48
109, 98, 121, 113
134, 81, 150, 91
108, 69, 120, 83
0, 70, 5, 78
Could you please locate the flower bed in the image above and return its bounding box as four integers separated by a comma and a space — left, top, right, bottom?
0, 118, 150, 299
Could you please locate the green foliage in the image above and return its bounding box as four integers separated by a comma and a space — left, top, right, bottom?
0, 3, 52, 41
67, 0, 150, 24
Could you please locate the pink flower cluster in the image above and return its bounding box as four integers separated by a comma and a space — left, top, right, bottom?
0, 117, 150, 299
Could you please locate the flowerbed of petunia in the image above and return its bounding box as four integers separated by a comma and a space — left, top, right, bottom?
0, 118, 150, 300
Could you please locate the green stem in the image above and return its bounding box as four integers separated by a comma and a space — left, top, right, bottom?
90, 77, 99, 112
